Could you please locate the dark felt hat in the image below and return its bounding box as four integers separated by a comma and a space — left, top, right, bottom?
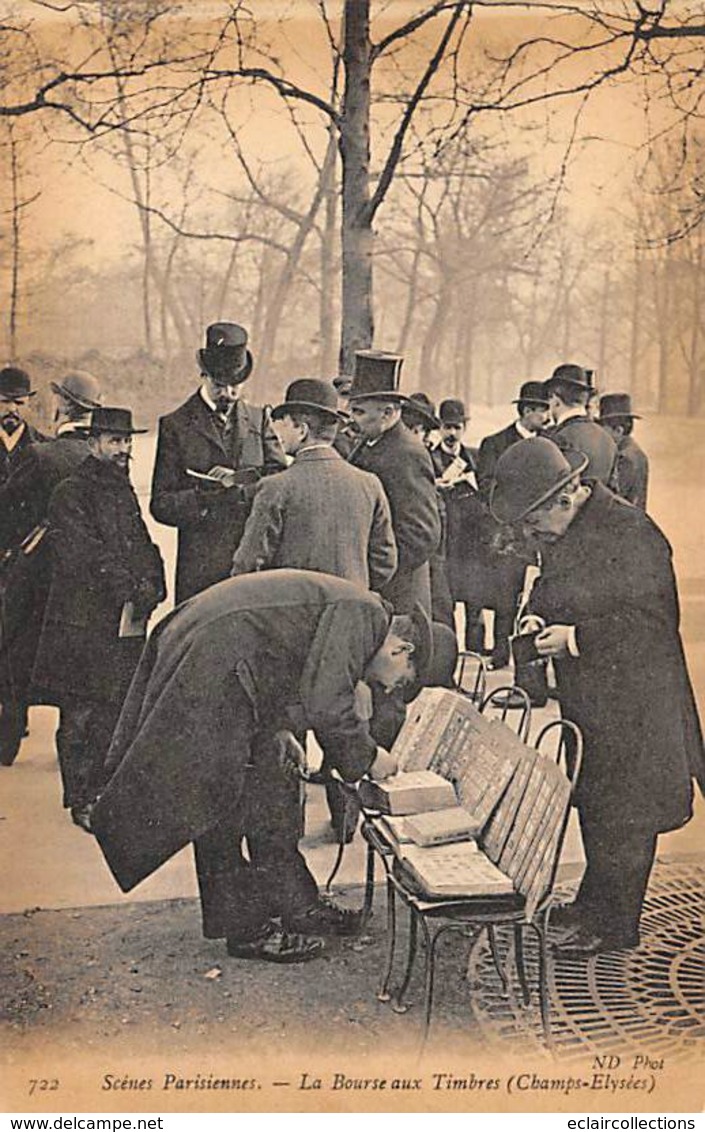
490, 437, 588, 524
403, 603, 458, 702
89, 407, 147, 436
347, 350, 406, 402
332, 374, 353, 395
271, 378, 343, 421
439, 398, 468, 425
51, 370, 102, 410
545, 363, 592, 392
513, 380, 549, 407
598, 393, 640, 421
402, 392, 441, 430
0, 367, 35, 400
198, 322, 253, 386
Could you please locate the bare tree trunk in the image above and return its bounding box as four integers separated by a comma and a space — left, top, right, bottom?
319, 131, 339, 377
340, 0, 373, 371
656, 249, 672, 413
628, 248, 642, 396
597, 267, 610, 378
8, 125, 20, 358
687, 228, 703, 416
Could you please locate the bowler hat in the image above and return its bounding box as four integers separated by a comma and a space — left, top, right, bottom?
545, 363, 592, 392
598, 393, 640, 421
271, 378, 343, 421
347, 350, 407, 402
51, 370, 102, 410
332, 375, 353, 395
198, 322, 253, 386
490, 437, 588, 524
0, 367, 35, 400
439, 398, 468, 425
89, 407, 147, 436
513, 381, 549, 407
402, 392, 441, 430
401, 603, 458, 702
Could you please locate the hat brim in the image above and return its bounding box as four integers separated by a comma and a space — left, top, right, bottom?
50, 381, 101, 410
545, 374, 590, 391
490, 448, 588, 525
271, 400, 344, 422
347, 391, 409, 404
403, 605, 458, 701
512, 397, 550, 407
198, 348, 253, 386
404, 405, 441, 430
598, 412, 641, 421
90, 426, 148, 436
0, 390, 36, 400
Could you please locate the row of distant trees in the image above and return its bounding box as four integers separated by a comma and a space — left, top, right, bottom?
1, 1, 704, 413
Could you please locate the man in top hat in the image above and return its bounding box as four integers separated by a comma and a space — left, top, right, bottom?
32, 407, 165, 830
0, 371, 103, 765
491, 437, 704, 957
473, 381, 550, 668
544, 363, 617, 485
598, 393, 649, 510
347, 351, 441, 616
0, 367, 48, 489
150, 323, 286, 603
232, 378, 397, 592
92, 569, 457, 962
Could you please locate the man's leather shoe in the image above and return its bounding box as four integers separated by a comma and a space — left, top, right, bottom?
549, 901, 583, 930
553, 925, 639, 960
227, 922, 323, 963
288, 896, 363, 937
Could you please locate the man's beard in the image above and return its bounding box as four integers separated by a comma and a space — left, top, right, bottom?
111, 453, 131, 473
0, 411, 22, 434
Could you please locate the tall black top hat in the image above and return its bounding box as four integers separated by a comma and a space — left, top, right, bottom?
439, 398, 468, 425
513, 381, 549, 407
545, 363, 592, 392
402, 392, 441, 430
198, 322, 253, 386
598, 393, 640, 421
51, 370, 102, 410
347, 350, 406, 402
271, 378, 343, 421
490, 437, 588, 524
0, 367, 35, 399
89, 407, 147, 436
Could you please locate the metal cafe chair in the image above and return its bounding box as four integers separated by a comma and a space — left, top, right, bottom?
375, 718, 583, 1050
455, 650, 487, 704
479, 683, 532, 741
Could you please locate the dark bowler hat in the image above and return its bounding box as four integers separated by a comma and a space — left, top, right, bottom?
89, 407, 147, 436
439, 398, 468, 425
332, 374, 353, 395
598, 392, 640, 421
0, 366, 35, 400
347, 350, 406, 402
51, 370, 102, 410
271, 378, 342, 421
403, 392, 441, 430
490, 437, 588, 524
404, 602, 458, 701
513, 380, 549, 406
545, 363, 592, 391
198, 322, 253, 386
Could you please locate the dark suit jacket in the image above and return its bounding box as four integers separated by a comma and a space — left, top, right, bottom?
231, 445, 397, 591
92, 571, 390, 890
530, 483, 703, 833
32, 456, 166, 704
0, 423, 48, 488
0, 432, 90, 552
150, 391, 286, 602
350, 422, 441, 613
476, 423, 523, 500
614, 435, 649, 510
549, 414, 617, 485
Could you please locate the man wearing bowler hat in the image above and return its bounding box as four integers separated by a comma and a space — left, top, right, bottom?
544, 363, 617, 485
32, 407, 165, 830
232, 378, 397, 592
598, 392, 649, 510
0, 371, 103, 765
491, 437, 704, 957
474, 381, 550, 668
0, 367, 48, 488
150, 323, 286, 603
348, 351, 441, 616
92, 569, 457, 962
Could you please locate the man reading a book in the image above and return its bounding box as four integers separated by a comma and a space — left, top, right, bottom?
491, 437, 704, 959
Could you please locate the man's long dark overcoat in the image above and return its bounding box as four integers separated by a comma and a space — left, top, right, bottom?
614, 434, 649, 510
91, 571, 390, 891
350, 421, 441, 613
150, 392, 286, 602
530, 483, 703, 833
32, 456, 166, 704
0, 422, 48, 488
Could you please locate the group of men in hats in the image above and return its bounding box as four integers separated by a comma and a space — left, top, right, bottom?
2, 330, 700, 967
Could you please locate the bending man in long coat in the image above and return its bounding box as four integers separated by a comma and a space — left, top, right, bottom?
91, 570, 456, 963
491, 438, 704, 958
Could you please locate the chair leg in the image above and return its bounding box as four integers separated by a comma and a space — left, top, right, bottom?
391, 911, 418, 1014
362, 841, 376, 924
377, 876, 397, 1002
535, 916, 554, 1049
514, 924, 530, 1006
420, 919, 438, 1051
487, 924, 508, 993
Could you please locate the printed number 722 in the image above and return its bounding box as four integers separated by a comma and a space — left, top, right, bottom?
28, 1079, 59, 1095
